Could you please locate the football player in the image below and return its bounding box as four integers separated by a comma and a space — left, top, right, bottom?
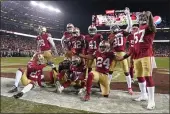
76, 41, 127, 101
124, 11, 157, 109
84, 25, 103, 73
61, 23, 74, 60
8, 53, 51, 99
48, 59, 72, 85
108, 7, 133, 94
126, 25, 139, 83
68, 27, 86, 55
36, 26, 58, 73
55, 56, 86, 94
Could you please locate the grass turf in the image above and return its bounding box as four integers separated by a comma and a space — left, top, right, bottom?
1, 96, 93, 113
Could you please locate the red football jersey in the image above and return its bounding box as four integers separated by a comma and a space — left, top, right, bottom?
61, 31, 72, 50
26, 60, 46, 86
85, 34, 103, 54
94, 51, 115, 74
109, 31, 128, 52
133, 25, 155, 59
69, 35, 86, 54
70, 62, 86, 81
36, 33, 51, 51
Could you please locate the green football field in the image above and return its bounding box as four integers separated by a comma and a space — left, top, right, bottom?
1, 57, 169, 113
1, 57, 169, 82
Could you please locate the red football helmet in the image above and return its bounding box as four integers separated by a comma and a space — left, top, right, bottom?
38, 26, 47, 34
72, 27, 80, 37
31, 52, 45, 64
131, 25, 139, 34
88, 25, 97, 35
98, 40, 110, 53
66, 23, 74, 33
71, 56, 81, 66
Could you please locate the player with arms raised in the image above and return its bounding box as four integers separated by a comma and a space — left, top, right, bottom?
124, 11, 157, 109
36, 26, 58, 72
84, 25, 103, 73
76, 41, 127, 101
61, 23, 74, 60
108, 7, 133, 94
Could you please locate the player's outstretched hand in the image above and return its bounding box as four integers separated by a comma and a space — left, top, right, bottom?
124, 7, 130, 15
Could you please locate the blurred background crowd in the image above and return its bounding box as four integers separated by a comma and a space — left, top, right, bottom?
1, 1, 169, 57
1, 33, 169, 57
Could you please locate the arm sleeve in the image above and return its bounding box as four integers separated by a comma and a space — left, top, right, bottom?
61, 35, 65, 48
36, 37, 41, 52
125, 13, 132, 33
47, 35, 57, 50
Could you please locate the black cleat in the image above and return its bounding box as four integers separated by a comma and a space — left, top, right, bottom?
8, 86, 18, 93
13, 92, 24, 99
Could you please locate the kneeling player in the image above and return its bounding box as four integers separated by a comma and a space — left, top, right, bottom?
55, 56, 86, 94
49, 59, 72, 86
77, 41, 127, 101
8, 53, 49, 99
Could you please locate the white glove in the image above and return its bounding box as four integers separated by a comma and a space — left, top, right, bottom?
124, 7, 130, 15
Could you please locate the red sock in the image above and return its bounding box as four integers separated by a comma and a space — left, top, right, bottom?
145, 76, 154, 87
57, 71, 65, 80
86, 73, 94, 95
49, 71, 54, 84
62, 80, 71, 88
129, 66, 134, 79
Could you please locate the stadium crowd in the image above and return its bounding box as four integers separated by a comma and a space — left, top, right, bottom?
0, 34, 63, 57
1, 34, 169, 57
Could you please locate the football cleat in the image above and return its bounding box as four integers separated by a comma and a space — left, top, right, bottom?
134, 94, 148, 101
8, 86, 18, 93
81, 94, 90, 101
78, 88, 86, 96
128, 88, 134, 95
147, 102, 155, 110
55, 81, 64, 93
13, 92, 24, 99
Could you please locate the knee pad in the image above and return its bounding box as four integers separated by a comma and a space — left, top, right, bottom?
109, 71, 113, 75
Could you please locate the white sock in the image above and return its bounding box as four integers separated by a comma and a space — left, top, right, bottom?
139, 81, 147, 96
147, 87, 155, 103
21, 83, 33, 94
14, 70, 22, 87
125, 74, 132, 88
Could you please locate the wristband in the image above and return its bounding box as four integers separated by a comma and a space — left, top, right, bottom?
123, 54, 129, 59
